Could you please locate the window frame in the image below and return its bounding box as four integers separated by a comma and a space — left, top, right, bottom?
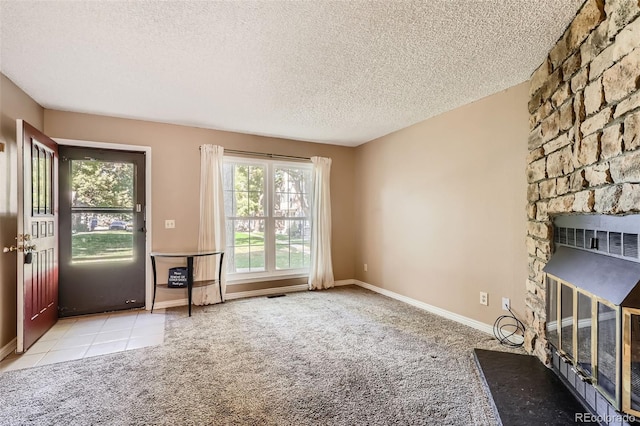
223, 155, 312, 284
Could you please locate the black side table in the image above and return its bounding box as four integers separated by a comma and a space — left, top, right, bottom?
150, 250, 224, 316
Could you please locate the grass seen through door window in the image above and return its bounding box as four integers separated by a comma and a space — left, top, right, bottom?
72, 230, 133, 262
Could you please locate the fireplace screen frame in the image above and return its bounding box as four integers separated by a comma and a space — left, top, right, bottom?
622, 307, 640, 417
546, 273, 622, 409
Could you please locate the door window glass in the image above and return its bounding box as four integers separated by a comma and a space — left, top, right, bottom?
71, 160, 133, 208
31, 142, 54, 215
70, 160, 135, 263
71, 212, 133, 262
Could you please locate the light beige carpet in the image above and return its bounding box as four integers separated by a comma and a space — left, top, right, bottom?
0, 285, 521, 425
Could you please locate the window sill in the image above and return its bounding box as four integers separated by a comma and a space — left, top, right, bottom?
226, 271, 309, 285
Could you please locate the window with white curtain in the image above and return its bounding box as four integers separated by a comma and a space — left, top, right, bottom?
223, 157, 312, 278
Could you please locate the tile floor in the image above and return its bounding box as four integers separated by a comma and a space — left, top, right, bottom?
0, 309, 166, 373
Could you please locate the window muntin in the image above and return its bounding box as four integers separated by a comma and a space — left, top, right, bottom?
223, 158, 311, 276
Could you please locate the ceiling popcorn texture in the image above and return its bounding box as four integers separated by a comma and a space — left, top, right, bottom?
0, 1, 584, 146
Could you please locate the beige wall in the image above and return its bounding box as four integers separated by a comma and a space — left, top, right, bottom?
354, 82, 529, 326
0, 71, 528, 349
0, 73, 44, 350
43, 110, 356, 301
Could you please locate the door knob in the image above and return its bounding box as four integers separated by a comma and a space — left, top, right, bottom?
5, 233, 35, 252
3, 244, 35, 253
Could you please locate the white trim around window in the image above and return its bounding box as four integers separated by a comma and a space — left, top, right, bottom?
223, 155, 312, 283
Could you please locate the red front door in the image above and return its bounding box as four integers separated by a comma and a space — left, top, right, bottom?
16, 120, 59, 353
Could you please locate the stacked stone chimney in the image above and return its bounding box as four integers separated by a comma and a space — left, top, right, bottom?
526, 0, 640, 362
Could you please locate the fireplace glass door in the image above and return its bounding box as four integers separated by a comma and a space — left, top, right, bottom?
623, 308, 640, 416
597, 301, 618, 403
561, 284, 574, 359
577, 291, 593, 375
546, 276, 559, 349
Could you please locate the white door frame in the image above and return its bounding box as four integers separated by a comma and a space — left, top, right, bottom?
54, 138, 154, 310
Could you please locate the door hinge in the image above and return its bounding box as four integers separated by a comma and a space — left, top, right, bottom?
136, 204, 142, 212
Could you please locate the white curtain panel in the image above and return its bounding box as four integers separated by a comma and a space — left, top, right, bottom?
194, 144, 226, 305
308, 156, 335, 290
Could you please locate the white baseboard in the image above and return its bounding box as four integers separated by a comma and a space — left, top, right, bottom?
150, 281, 351, 308
225, 284, 309, 300
0, 338, 17, 361
352, 280, 524, 344
150, 299, 189, 310
149, 278, 524, 346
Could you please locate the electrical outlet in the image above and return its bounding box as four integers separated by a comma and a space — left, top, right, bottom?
502, 297, 510, 311
165, 219, 175, 229
364, 263, 368, 272
480, 292, 488, 306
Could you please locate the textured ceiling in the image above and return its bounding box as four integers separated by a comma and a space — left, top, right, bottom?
0, 0, 584, 147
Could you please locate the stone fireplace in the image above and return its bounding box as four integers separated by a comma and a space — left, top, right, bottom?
526, 0, 640, 366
